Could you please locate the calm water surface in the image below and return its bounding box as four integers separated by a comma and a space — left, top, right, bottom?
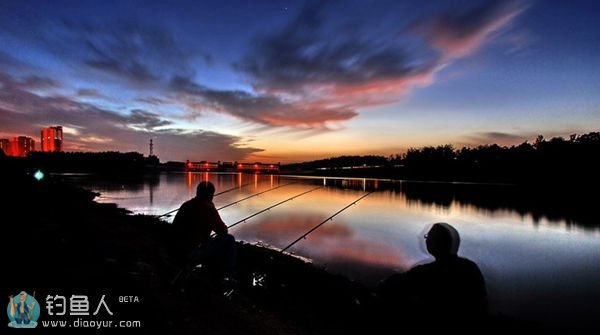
75, 172, 600, 331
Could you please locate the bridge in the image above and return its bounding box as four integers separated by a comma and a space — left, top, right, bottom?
185, 160, 280, 173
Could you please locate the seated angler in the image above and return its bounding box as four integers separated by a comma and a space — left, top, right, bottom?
171, 181, 236, 286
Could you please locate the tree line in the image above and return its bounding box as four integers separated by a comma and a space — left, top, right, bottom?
282, 132, 600, 185
0, 150, 160, 174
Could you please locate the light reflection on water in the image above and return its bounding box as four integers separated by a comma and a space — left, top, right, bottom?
81, 172, 600, 330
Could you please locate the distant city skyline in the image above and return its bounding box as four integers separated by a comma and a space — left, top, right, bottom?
41, 126, 63, 152
0, 125, 64, 157
1, 0, 598, 163
0, 135, 35, 157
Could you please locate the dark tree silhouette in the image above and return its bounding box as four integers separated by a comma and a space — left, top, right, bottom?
283, 131, 600, 185
25, 151, 159, 174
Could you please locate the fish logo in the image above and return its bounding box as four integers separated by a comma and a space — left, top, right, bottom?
7, 291, 40, 328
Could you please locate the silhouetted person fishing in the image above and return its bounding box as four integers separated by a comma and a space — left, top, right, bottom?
378, 222, 487, 329
170, 181, 236, 290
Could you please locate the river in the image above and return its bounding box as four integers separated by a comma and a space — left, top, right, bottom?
70, 172, 600, 331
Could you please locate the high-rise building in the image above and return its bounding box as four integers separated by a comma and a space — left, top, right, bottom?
10, 136, 35, 157
41, 126, 63, 152
0, 138, 10, 156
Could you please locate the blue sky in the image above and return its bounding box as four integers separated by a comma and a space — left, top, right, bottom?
0, 0, 598, 162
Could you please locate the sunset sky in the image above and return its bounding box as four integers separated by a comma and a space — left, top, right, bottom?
0, 0, 598, 163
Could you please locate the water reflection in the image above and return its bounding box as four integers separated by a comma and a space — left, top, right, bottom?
400, 181, 599, 230
235, 211, 404, 268
72, 172, 600, 331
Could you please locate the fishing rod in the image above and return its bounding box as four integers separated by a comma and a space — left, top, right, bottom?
216, 182, 296, 210
280, 190, 375, 253
215, 182, 253, 196
170, 186, 314, 286
157, 182, 253, 218
222, 186, 323, 231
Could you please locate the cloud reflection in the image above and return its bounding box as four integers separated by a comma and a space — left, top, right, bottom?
234, 213, 405, 269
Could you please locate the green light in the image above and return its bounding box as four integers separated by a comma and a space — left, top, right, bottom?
33, 169, 44, 181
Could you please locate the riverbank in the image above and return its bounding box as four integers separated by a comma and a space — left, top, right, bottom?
0, 167, 548, 333
0, 172, 367, 333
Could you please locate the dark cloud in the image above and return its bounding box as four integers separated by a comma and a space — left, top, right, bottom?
86, 58, 159, 83
135, 97, 168, 106
0, 72, 262, 161
229, 1, 525, 128
5, 10, 348, 128
76, 20, 196, 84
416, 0, 526, 58
170, 76, 357, 127
481, 132, 525, 141
237, 2, 434, 92
0, 73, 58, 91
0, 1, 527, 132
127, 109, 172, 130
460, 131, 529, 147
0, 73, 100, 126
76, 88, 104, 98
1, 14, 197, 85
151, 128, 263, 162
199, 52, 213, 66
164, 1, 525, 128
19, 75, 58, 89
